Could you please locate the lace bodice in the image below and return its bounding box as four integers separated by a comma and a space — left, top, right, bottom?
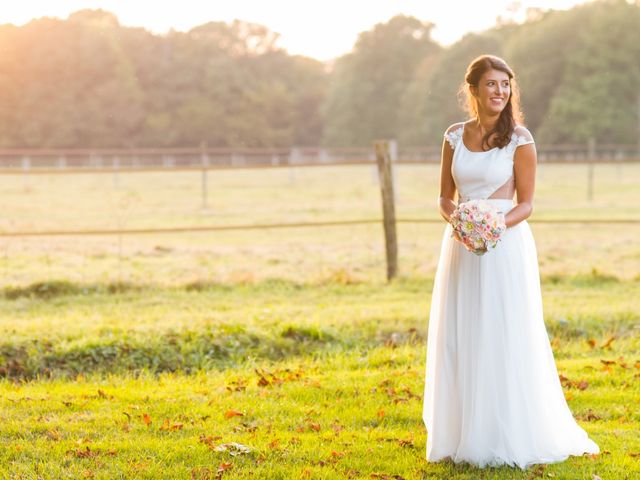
444, 122, 535, 202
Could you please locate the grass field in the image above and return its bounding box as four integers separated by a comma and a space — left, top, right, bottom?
0, 164, 638, 478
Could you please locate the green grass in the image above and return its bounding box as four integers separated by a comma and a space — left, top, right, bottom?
0, 164, 638, 477
0, 275, 638, 478
1, 342, 638, 479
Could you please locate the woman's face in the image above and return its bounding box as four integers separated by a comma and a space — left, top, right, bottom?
471, 68, 511, 115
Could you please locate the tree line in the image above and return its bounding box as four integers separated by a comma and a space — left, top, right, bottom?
0, 0, 638, 148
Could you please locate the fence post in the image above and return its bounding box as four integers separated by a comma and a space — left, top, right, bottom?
389, 139, 398, 204
113, 155, 120, 188
201, 142, 209, 210
374, 140, 398, 281
21, 155, 30, 191
637, 93, 640, 158
587, 137, 595, 202
288, 147, 300, 184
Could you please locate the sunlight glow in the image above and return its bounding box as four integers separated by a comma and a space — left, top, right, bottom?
0, 0, 590, 61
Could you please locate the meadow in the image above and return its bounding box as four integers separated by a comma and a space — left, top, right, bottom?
0, 163, 638, 479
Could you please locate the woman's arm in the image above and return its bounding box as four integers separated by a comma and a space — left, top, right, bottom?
438, 135, 464, 242
505, 142, 537, 228
438, 137, 457, 224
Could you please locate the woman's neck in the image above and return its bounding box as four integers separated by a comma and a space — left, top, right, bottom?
473, 113, 499, 135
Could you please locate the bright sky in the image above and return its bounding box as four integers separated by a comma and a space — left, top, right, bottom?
1, 0, 589, 62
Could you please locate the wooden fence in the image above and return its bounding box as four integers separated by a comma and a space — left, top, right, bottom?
0, 141, 638, 174
0, 141, 637, 269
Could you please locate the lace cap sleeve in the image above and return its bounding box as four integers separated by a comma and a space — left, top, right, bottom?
444, 124, 464, 150
513, 126, 535, 147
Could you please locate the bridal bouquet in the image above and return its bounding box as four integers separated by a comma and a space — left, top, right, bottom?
450, 199, 507, 255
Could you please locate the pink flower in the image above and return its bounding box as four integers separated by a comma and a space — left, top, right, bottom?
450, 199, 506, 256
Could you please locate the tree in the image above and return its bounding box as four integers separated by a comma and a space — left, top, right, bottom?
321, 15, 440, 147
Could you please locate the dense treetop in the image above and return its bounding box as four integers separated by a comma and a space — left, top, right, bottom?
0, 0, 637, 148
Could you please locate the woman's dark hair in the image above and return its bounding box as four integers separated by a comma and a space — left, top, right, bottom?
458, 54, 524, 150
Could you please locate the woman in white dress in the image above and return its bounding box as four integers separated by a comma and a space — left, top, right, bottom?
422, 54, 600, 469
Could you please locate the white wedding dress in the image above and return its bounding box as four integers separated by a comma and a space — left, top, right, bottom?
422, 122, 600, 469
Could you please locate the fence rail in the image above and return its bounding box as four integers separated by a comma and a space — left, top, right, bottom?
0, 142, 637, 239
1, 217, 638, 238
0, 142, 638, 173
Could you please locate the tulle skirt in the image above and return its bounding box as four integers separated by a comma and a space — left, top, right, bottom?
422, 198, 599, 469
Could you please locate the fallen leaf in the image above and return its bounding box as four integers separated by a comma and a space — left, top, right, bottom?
213, 442, 252, 456
268, 439, 280, 449
142, 413, 152, 426
159, 418, 184, 431
256, 373, 270, 387
224, 410, 244, 419
198, 434, 223, 447
577, 409, 601, 421
398, 438, 414, 448
66, 446, 99, 458
600, 336, 615, 349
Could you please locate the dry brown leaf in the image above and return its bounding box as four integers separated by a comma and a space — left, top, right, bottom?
159, 418, 184, 431
199, 434, 223, 448
142, 413, 152, 426
600, 336, 615, 349
576, 380, 589, 390
268, 438, 280, 449
398, 438, 414, 448
224, 410, 244, 419
578, 409, 601, 421
66, 446, 99, 458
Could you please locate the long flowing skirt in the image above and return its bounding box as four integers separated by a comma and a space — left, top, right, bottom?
422, 198, 599, 469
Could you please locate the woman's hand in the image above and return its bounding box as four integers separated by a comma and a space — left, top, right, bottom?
451, 225, 463, 243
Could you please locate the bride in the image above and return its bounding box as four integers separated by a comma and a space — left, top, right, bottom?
422, 54, 600, 469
